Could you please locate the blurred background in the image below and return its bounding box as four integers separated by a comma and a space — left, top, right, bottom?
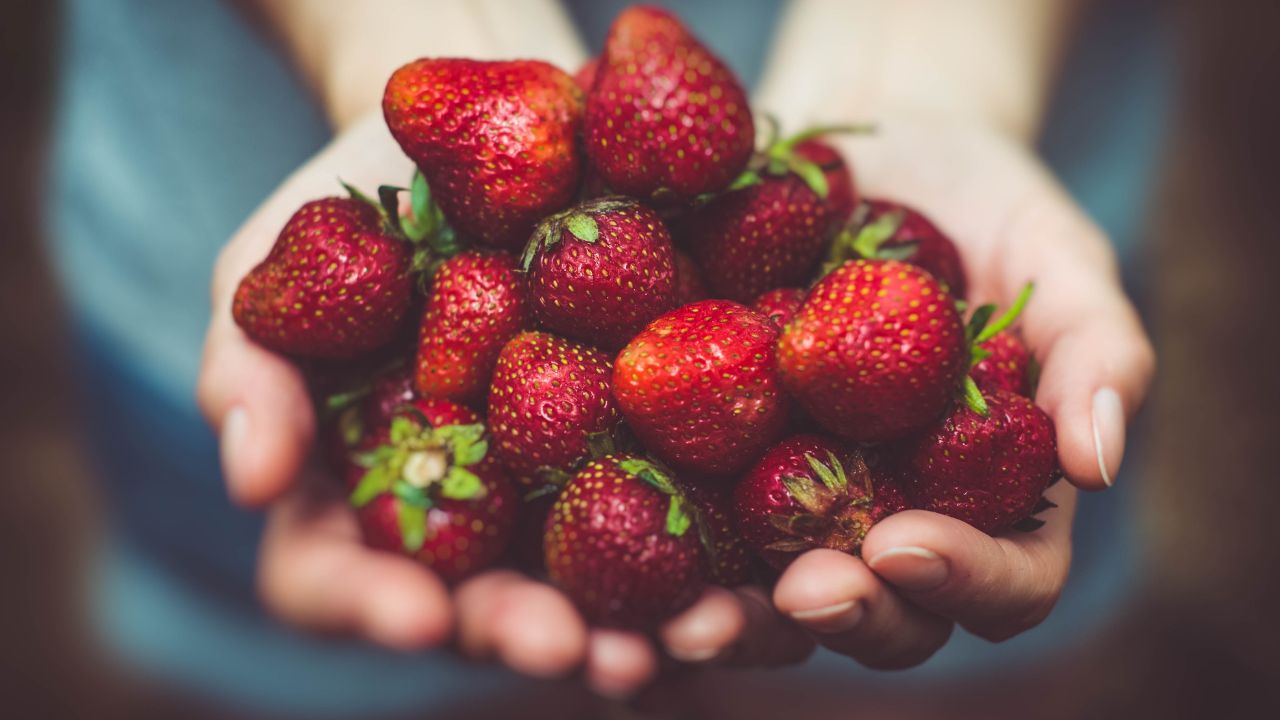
2, 1, 1278, 718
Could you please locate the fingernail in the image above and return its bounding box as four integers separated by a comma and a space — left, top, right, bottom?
667, 645, 722, 662
867, 547, 948, 591
1091, 387, 1125, 487
220, 406, 250, 496
788, 599, 863, 633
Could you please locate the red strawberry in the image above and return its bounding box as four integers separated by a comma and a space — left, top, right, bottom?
614, 300, 788, 477
678, 135, 855, 302
752, 287, 806, 329
383, 58, 584, 250
829, 199, 969, 298
673, 250, 711, 306
584, 6, 754, 202
233, 194, 414, 358
415, 251, 530, 405
971, 331, 1033, 396
734, 435, 909, 569
896, 388, 1057, 535
487, 331, 620, 486
682, 481, 752, 586
795, 139, 858, 227
544, 455, 704, 628
336, 393, 483, 491
350, 403, 515, 583
777, 259, 967, 443
574, 57, 599, 92
521, 197, 676, 349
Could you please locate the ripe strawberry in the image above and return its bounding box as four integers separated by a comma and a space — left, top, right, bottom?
682, 481, 752, 586
614, 300, 788, 477
797, 139, 858, 226
971, 331, 1033, 396
734, 435, 909, 569
829, 199, 968, 298
777, 259, 967, 443
349, 403, 515, 583
415, 251, 530, 405
673, 250, 711, 306
584, 6, 754, 203
574, 57, 599, 92
678, 134, 855, 302
383, 58, 584, 250
233, 194, 415, 358
896, 388, 1057, 535
487, 331, 620, 486
521, 197, 676, 349
752, 287, 806, 329
544, 455, 704, 628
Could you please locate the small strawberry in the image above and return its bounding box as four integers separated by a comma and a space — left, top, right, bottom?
895, 388, 1057, 535
752, 287, 806, 329
682, 481, 753, 586
336, 392, 484, 492
971, 331, 1033, 396
777, 259, 967, 443
349, 404, 515, 583
384, 58, 584, 250
673, 250, 711, 307
734, 435, 909, 569
544, 455, 704, 628
584, 6, 754, 203
521, 197, 676, 349
233, 190, 416, 359
828, 199, 968, 298
614, 300, 788, 477
487, 331, 621, 486
415, 250, 530, 405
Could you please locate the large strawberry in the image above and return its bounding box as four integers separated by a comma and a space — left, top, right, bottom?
895, 388, 1057, 535
349, 403, 515, 583
584, 6, 754, 203
614, 300, 788, 477
828, 199, 968, 298
544, 455, 704, 628
415, 250, 529, 405
487, 331, 620, 486
233, 191, 415, 358
734, 435, 909, 569
971, 331, 1034, 397
521, 197, 676, 349
752, 287, 806, 329
777, 259, 968, 443
383, 58, 584, 250
678, 132, 856, 302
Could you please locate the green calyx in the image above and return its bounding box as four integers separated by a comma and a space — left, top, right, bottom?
822, 206, 920, 278
342, 171, 463, 289
767, 450, 877, 555
725, 118, 874, 200
959, 283, 1035, 416
519, 196, 634, 271
617, 457, 693, 538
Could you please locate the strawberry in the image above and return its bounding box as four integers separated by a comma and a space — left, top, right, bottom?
383, 58, 584, 251
487, 331, 621, 486
796, 139, 858, 227
614, 300, 788, 477
544, 455, 704, 628
349, 403, 515, 583
682, 481, 752, 586
828, 199, 968, 298
678, 132, 856, 302
673, 250, 711, 307
971, 331, 1033, 396
521, 197, 677, 349
777, 259, 967, 443
752, 287, 806, 329
895, 388, 1057, 535
574, 57, 599, 92
233, 192, 415, 358
734, 435, 909, 569
415, 251, 530, 405
336, 392, 484, 492
584, 6, 754, 203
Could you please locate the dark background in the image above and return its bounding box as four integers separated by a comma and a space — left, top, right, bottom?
3, 1, 1278, 718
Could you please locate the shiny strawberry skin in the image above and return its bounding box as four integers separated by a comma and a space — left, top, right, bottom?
682, 481, 752, 586
614, 300, 788, 477
971, 331, 1033, 396
487, 331, 620, 486
673, 250, 710, 307
383, 59, 584, 251
897, 389, 1057, 535
753, 287, 806, 329
544, 455, 704, 628
584, 6, 754, 202
863, 199, 968, 298
778, 259, 967, 443
795, 139, 858, 228
415, 251, 529, 405
525, 200, 676, 349
233, 198, 413, 358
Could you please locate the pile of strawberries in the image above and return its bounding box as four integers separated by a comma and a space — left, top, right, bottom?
233, 6, 1059, 629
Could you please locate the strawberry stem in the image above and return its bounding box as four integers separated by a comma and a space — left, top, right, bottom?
975, 283, 1034, 345
962, 375, 990, 417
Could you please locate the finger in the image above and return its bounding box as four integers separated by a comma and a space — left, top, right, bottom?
722, 585, 816, 667
454, 573, 587, 679
658, 586, 746, 663
585, 630, 659, 700
862, 482, 1076, 641
773, 550, 953, 669
257, 479, 453, 650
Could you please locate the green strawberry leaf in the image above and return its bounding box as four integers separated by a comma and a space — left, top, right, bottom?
377, 184, 407, 235
565, 213, 599, 243
337, 406, 364, 447
966, 304, 997, 346
787, 158, 829, 199
826, 450, 849, 489
451, 437, 488, 467
974, 283, 1034, 345
392, 479, 431, 508
962, 375, 990, 417
727, 169, 762, 192
389, 416, 420, 444
619, 458, 675, 494
781, 474, 827, 514
585, 431, 617, 459
350, 464, 394, 508
875, 240, 919, 262
352, 445, 394, 469
665, 494, 693, 537
849, 210, 905, 259
440, 466, 485, 501
971, 346, 994, 365
804, 453, 842, 492
397, 502, 428, 553
408, 171, 434, 240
